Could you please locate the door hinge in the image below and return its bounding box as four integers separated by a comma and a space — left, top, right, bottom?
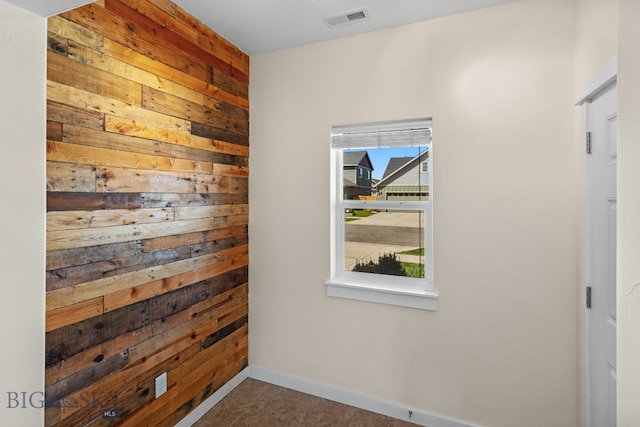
586, 132, 592, 154
586, 286, 592, 309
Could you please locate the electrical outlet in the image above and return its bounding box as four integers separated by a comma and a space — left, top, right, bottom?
155, 372, 167, 398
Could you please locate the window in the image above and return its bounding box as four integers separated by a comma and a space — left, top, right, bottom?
422, 161, 429, 173
326, 119, 437, 310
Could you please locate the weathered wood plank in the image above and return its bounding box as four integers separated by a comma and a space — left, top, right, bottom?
228, 177, 249, 196
213, 163, 249, 177
47, 121, 63, 141
201, 313, 248, 350
47, 31, 68, 56
191, 234, 248, 258
48, 80, 191, 132
174, 204, 248, 221
46, 298, 104, 332
142, 86, 249, 136
47, 100, 104, 130
47, 207, 174, 231
45, 285, 188, 387
126, 285, 247, 368
103, 38, 249, 110
212, 214, 249, 229
146, 0, 175, 17
104, 0, 248, 84
48, 15, 105, 51
47, 192, 141, 212
47, 140, 213, 175
65, 36, 247, 110
65, 0, 249, 110
174, 5, 249, 77
67, 40, 158, 88
190, 120, 249, 146
118, 0, 248, 77
47, 246, 191, 292
140, 192, 247, 208
47, 278, 215, 363
61, 3, 247, 97
102, 251, 248, 312
47, 217, 214, 251
48, 51, 142, 106
46, 270, 247, 413
47, 239, 143, 272
141, 232, 205, 253
140, 225, 247, 253
46, 245, 248, 311
203, 225, 248, 241
95, 166, 229, 194
47, 161, 96, 192
63, 122, 244, 167
106, 116, 249, 157
45, 350, 128, 408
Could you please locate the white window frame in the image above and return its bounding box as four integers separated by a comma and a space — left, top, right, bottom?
326, 119, 438, 311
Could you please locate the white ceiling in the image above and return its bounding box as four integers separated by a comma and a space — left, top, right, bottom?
7, 0, 520, 55
4, 0, 94, 17
173, 0, 520, 55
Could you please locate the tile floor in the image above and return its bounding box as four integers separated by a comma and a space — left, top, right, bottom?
193, 378, 416, 426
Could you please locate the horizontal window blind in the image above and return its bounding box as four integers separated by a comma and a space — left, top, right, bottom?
332, 118, 432, 149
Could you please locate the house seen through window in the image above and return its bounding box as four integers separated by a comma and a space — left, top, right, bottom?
327, 119, 435, 310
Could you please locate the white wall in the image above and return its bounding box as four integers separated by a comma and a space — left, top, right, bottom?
0, 1, 46, 425
249, 0, 579, 426
617, 0, 640, 424
574, 0, 617, 93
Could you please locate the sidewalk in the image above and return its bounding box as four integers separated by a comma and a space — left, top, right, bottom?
344, 241, 424, 270
346, 211, 422, 227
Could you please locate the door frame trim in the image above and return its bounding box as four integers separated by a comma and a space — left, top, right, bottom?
577, 55, 617, 427
576, 55, 618, 106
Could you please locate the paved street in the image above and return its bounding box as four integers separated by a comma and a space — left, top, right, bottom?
345, 224, 422, 246
344, 212, 425, 270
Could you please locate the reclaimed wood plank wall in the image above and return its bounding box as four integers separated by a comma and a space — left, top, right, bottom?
45, 0, 249, 424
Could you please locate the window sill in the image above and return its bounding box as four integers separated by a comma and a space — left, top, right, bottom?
325, 279, 438, 311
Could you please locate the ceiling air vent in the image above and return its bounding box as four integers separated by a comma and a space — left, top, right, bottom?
323, 8, 371, 28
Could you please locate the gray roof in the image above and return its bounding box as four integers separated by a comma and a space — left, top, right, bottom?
376, 150, 429, 187
343, 151, 373, 170
381, 157, 414, 180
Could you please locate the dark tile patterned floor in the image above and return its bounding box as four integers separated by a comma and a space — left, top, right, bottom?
193, 378, 416, 426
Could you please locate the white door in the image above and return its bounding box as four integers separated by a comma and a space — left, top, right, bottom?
585, 82, 617, 427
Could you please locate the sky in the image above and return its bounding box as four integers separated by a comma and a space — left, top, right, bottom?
348, 146, 428, 179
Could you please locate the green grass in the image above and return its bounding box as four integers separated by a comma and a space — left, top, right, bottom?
401, 262, 425, 278
344, 217, 360, 222
399, 247, 425, 256
352, 209, 374, 218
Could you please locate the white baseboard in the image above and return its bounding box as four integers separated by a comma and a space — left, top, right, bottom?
248, 365, 476, 427
175, 367, 249, 427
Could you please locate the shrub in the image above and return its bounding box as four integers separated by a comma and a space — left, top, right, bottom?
353, 252, 407, 277
352, 209, 374, 218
